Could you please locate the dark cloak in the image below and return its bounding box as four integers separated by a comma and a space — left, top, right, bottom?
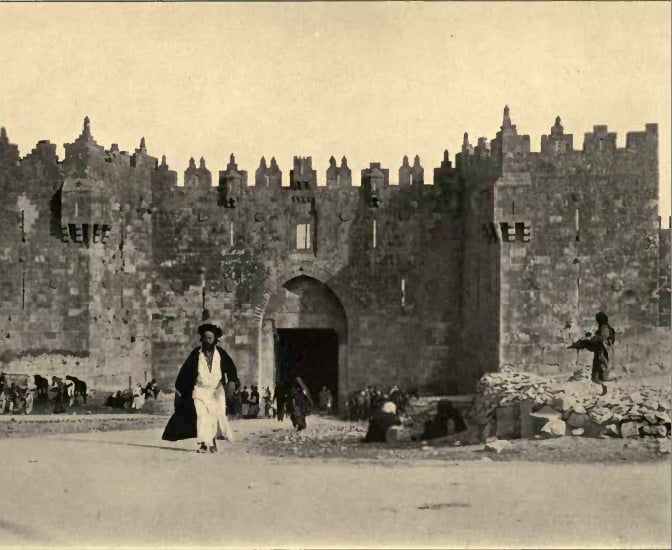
161, 346, 239, 442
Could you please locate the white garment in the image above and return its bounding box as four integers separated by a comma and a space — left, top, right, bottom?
25, 392, 34, 414
192, 349, 234, 444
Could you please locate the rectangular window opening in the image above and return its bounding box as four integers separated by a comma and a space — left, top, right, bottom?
515, 222, 526, 242
511, 201, 515, 216
500, 222, 516, 243
575, 208, 580, 242
401, 277, 406, 308
296, 223, 311, 250
372, 219, 377, 249
229, 221, 234, 246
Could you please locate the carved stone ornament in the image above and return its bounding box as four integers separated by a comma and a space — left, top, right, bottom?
254, 212, 265, 222
339, 212, 351, 222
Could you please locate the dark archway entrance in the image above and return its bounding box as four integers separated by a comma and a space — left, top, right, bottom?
276, 328, 339, 407
258, 275, 347, 413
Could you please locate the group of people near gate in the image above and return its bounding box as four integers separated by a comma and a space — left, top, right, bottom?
162, 311, 617, 453
106, 379, 161, 410
0, 372, 89, 415
345, 384, 417, 421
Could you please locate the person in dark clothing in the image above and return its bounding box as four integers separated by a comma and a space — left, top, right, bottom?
568, 311, 615, 396
51, 376, 66, 414
231, 387, 242, 416
290, 377, 312, 431
263, 386, 273, 418
144, 379, 160, 399
418, 399, 467, 440
274, 383, 284, 421
364, 401, 402, 443
275, 380, 294, 422
246, 385, 258, 418
162, 323, 240, 452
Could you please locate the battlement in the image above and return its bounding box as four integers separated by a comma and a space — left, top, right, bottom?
255, 157, 283, 189
326, 156, 352, 189
457, 108, 658, 175
398, 155, 425, 189
290, 156, 317, 191
0, 110, 660, 195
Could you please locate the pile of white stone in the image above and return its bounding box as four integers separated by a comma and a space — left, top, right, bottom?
473, 365, 672, 439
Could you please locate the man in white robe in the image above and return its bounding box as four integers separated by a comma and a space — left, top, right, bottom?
162, 323, 239, 453
193, 328, 235, 452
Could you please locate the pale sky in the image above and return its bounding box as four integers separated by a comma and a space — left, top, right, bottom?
0, 2, 670, 224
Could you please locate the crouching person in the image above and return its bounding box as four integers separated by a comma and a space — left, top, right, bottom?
415, 399, 467, 441
364, 401, 403, 443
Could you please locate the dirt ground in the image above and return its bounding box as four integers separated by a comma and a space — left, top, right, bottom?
247, 415, 672, 464
0, 415, 669, 549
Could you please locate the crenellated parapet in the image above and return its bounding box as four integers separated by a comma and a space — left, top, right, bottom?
625, 123, 658, 154
218, 153, 248, 208
21, 140, 61, 190
152, 155, 178, 192
398, 155, 424, 189
433, 150, 454, 184
583, 124, 617, 155
184, 156, 212, 189
255, 157, 283, 189
25, 140, 59, 164
541, 116, 573, 155
0, 111, 661, 229
474, 138, 490, 161
490, 105, 531, 164
0, 129, 22, 190
0, 127, 20, 165
326, 156, 352, 189
63, 117, 107, 176
361, 162, 389, 207
290, 156, 317, 191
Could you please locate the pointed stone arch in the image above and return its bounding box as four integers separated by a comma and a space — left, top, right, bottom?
255, 265, 350, 407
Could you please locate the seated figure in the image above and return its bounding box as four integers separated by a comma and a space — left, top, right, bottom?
364, 401, 402, 443
418, 399, 467, 440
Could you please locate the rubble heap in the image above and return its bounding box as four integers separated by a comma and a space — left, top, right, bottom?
473, 365, 672, 440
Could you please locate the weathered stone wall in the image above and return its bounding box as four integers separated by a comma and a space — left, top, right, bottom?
455, 148, 502, 390
0, 134, 91, 362
149, 164, 466, 396
493, 121, 662, 371
659, 225, 671, 327
0, 122, 155, 390
0, 110, 665, 396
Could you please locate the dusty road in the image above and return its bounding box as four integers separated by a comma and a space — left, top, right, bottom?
0, 418, 669, 549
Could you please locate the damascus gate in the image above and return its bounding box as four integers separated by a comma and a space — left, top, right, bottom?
0, 107, 669, 408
